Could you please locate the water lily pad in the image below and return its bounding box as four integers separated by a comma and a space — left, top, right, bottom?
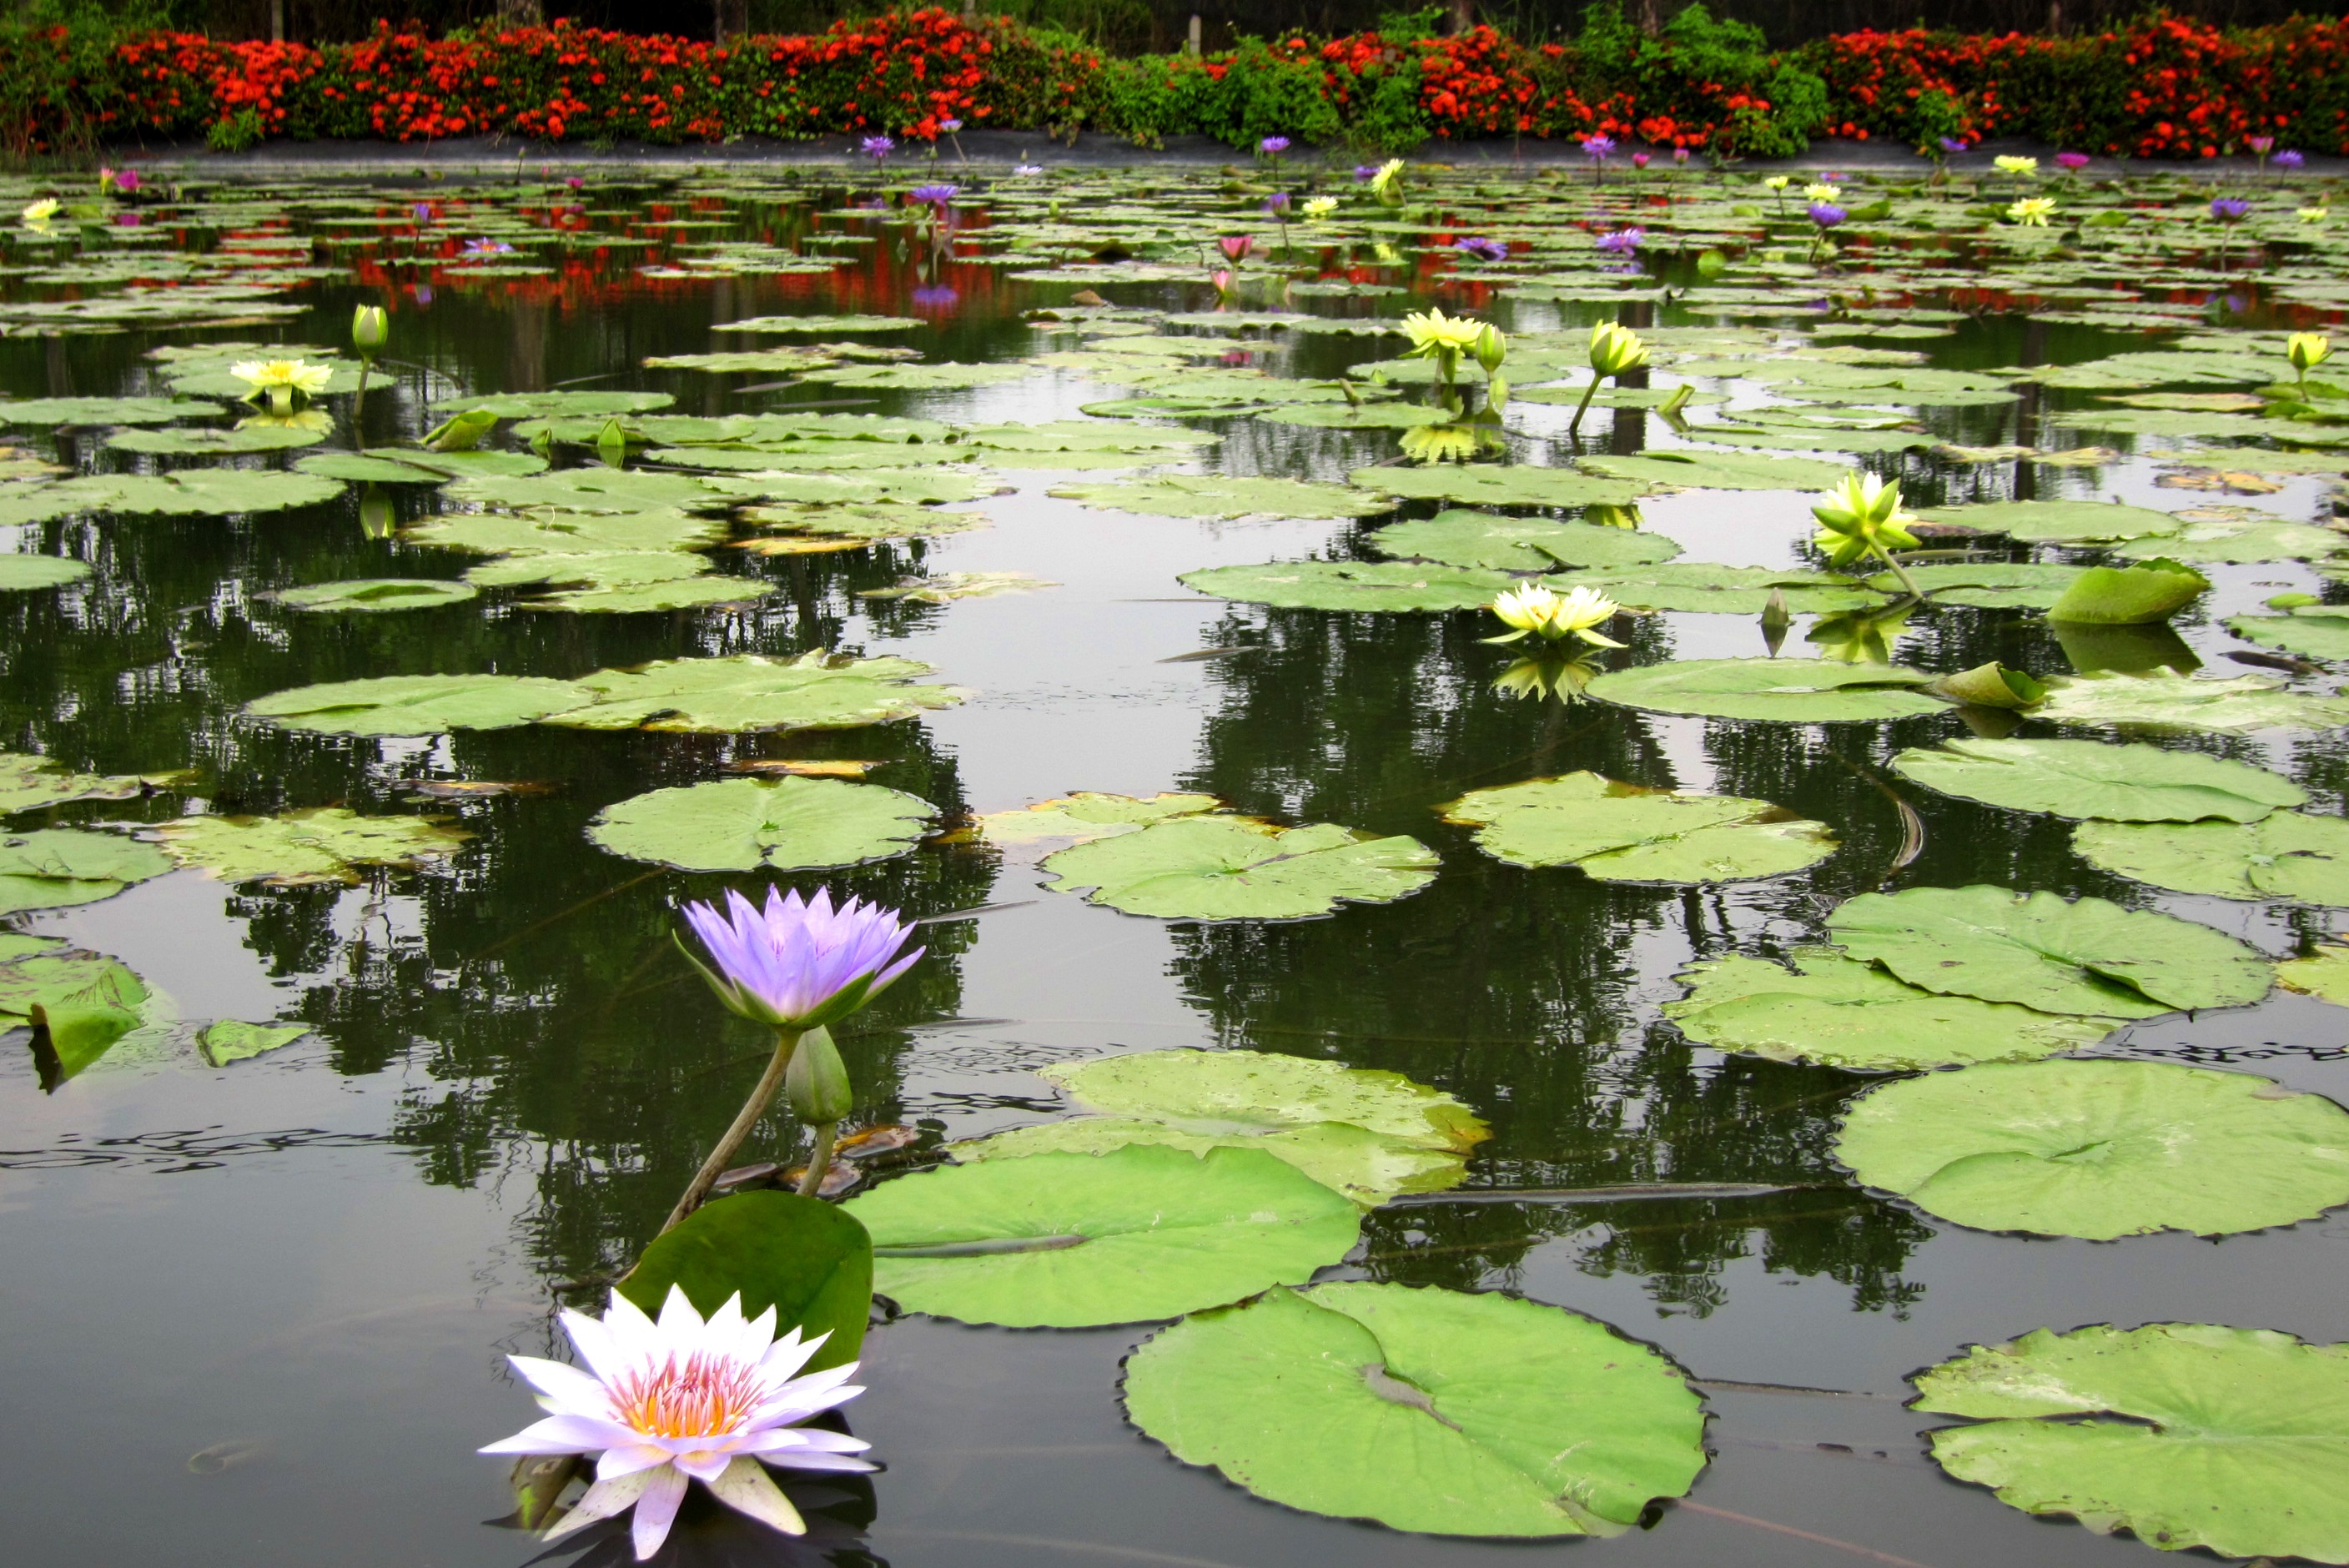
271, 579, 478, 613
967, 792, 1223, 846
1123, 1283, 1706, 1537
405, 509, 727, 557
0, 395, 220, 428
618, 1190, 871, 1373
2036, 669, 2349, 733
521, 575, 774, 614
2119, 516, 2349, 565
1890, 738, 2304, 822
1914, 1323, 2349, 1564
436, 391, 674, 419
1354, 465, 1645, 509
1178, 560, 1513, 612
1916, 500, 2183, 544
0, 828, 172, 916
858, 571, 1054, 603
1561, 564, 1881, 615
640, 349, 843, 374
1039, 814, 1437, 921
1579, 450, 1853, 491
1826, 885, 2272, 1019
0, 949, 145, 1026
1869, 560, 2085, 609
2046, 561, 2209, 624
2279, 944, 2349, 1005
2227, 608, 2349, 661
741, 500, 986, 550
1441, 772, 1835, 883
446, 468, 722, 513
954, 1049, 1487, 1206
712, 314, 921, 334
587, 776, 933, 872
1665, 950, 2118, 1070
199, 1020, 312, 1064
546, 652, 964, 735
1836, 1059, 2349, 1239
1587, 659, 1941, 722
153, 807, 470, 885
0, 753, 150, 814
1052, 475, 1393, 520
1257, 403, 1451, 429
2073, 812, 2349, 903
800, 362, 1035, 389
105, 424, 326, 455
246, 674, 594, 735
1367, 510, 1681, 571
0, 555, 88, 591
465, 552, 711, 591
843, 1144, 1361, 1328
963, 420, 1218, 456
38, 468, 344, 516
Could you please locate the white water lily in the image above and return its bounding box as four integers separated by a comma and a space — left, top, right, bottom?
483, 1286, 874, 1560
1486, 583, 1626, 647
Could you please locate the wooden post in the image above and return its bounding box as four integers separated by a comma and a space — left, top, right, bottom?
1187, 13, 1201, 53
1450, 0, 1473, 33
270, 0, 284, 43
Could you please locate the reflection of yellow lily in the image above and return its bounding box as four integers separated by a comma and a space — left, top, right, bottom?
1808, 602, 1914, 665
1493, 651, 1601, 702
1485, 583, 1626, 647
20, 198, 58, 227
2008, 197, 2057, 226
230, 358, 334, 414
1400, 423, 1494, 465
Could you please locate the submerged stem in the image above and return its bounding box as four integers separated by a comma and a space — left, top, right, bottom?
1567, 373, 1601, 434
663, 1026, 802, 1233
797, 1121, 837, 1198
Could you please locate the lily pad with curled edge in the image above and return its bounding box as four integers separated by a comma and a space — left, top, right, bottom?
1912, 1323, 2349, 1564
2118, 515, 2349, 565
0, 753, 152, 815
1663, 950, 2119, 1070
2074, 812, 2349, 904
586, 776, 933, 872
1351, 465, 1645, 509
1925, 663, 2046, 708
961, 792, 1223, 847
952, 1048, 1488, 1206
1440, 772, 1836, 884
105, 423, 326, 455
1587, 658, 1942, 723
1552, 564, 1882, 616
842, 1144, 1361, 1328
36, 468, 345, 516
1869, 561, 2085, 610
1826, 885, 2273, 1019
1178, 560, 1514, 612
1122, 1282, 1706, 1537
544, 651, 965, 735
1836, 1058, 2349, 1239
2047, 560, 2210, 625
0, 555, 88, 591
197, 1020, 312, 1066
2226, 608, 2349, 662
434, 390, 675, 419
712, 314, 921, 334
270, 578, 479, 613
1367, 510, 1681, 571
0, 828, 174, 917
1915, 500, 2183, 544
244, 674, 594, 735
0, 396, 221, 427
1890, 737, 2304, 823
1051, 475, 1393, 520
2278, 944, 2349, 1005
2035, 669, 2349, 734
799, 362, 1037, 390
1039, 814, 1438, 921
152, 808, 470, 886
1577, 450, 1854, 491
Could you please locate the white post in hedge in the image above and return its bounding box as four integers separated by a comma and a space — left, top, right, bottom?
1187, 13, 1201, 53
269, 0, 284, 43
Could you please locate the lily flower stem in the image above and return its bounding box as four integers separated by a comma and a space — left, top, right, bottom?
350, 355, 372, 440
1874, 545, 1923, 601
1567, 374, 1602, 435
664, 1025, 803, 1232
797, 1122, 838, 1197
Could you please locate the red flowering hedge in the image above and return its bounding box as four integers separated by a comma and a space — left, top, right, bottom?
10, 8, 2349, 159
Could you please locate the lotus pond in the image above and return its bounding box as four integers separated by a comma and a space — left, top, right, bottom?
10, 155, 2349, 1568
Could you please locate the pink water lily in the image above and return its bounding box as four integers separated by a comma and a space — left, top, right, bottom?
483, 1286, 873, 1560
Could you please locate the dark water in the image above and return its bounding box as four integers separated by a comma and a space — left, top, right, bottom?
2, 171, 2344, 1568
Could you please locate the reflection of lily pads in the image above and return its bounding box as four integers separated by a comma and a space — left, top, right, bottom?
1040, 814, 1438, 921
1353, 465, 1643, 509
1587, 658, 1940, 722
1891, 737, 2303, 822
843, 1144, 1360, 1328
1124, 1283, 1706, 1537
2037, 669, 2349, 733
1914, 1323, 2349, 1565
271, 579, 479, 613
1827, 885, 2272, 1018
1837, 1059, 2349, 1239
1052, 475, 1393, 520
2074, 812, 2349, 904
1179, 560, 1513, 612
1441, 772, 1835, 884
1367, 510, 1680, 571
587, 776, 933, 872
153, 808, 469, 886
0, 828, 173, 916
1665, 950, 2117, 1069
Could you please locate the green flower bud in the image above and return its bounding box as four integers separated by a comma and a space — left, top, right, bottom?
351, 304, 389, 353
783, 1025, 853, 1125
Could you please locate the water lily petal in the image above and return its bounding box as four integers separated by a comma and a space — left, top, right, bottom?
542, 1468, 651, 1541
707, 1455, 809, 1536
630, 1463, 691, 1560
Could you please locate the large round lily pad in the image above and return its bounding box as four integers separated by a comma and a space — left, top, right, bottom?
1914, 1323, 2349, 1564
1052, 475, 1394, 520
2036, 670, 2349, 734
1836, 1058, 2349, 1239
245, 674, 593, 735
1664, 950, 2119, 1070
1124, 1283, 1706, 1537
1441, 772, 1836, 883
1367, 510, 1681, 571
546, 652, 964, 735
1557, 564, 1880, 616
2073, 812, 2349, 904
1890, 737, 2305, 823
1039, 814, 1437, 921
1178, 560, 1513, 612
0, 828, 173, 917
1916, 500, 2185, 544
842, 1144, 1361, 1328
1826, 885, 2273, 1019
1353, 465, 1643, 509
1579, 450, 1853, 490
152, 807, 470, 886
1587, 659, 1942, 722
271, 579, 479, 613
38, 468, 345, 516
587, 776, 934, 872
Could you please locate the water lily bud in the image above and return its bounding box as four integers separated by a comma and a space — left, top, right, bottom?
1471, 322, 1506, 374
1587, 321, 1649, 378
2290, 333, 2331, 374
783, 1025, 853, 1125
358, 486, 394, 540
351, 304, 388, 353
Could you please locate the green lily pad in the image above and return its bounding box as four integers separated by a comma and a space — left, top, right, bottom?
1560, 564, 1881, 616
105, 423, 326, 455
199, 1020, 312, 1065
546, 652, 964, 735
1124, 1283, 1706, 1537
2036, 670, 2349, 733
0, 950, 147, 1027
641, 349, 844, 374
1587, 658, 1942, 722
152, 808, 470, 886
271, 578, 479, 613
966, 792, 1224, 846
38, 468, 344, 516
704, 468, 1008, 507
953, 1049, 1486, 1206
1178, 560, 1514, 612
2046, 561, 2209, 624
1869, 561, 2085, 610
435, 391, 674, 419
858, 571, 1054, 603
1916, 500, 2183, 544
1052, 475, 1393, 520
1826, 885, 2273, 1019
524, 575, 776, 613
742, 500, 987, 548
0, 828, 172, 916
712, 314, 921, 334
1256, 403, 1451, 429
2227, 608, 2349, 662
405, 509, 728, 557
465, 551, 710, 591
245, 674, 593, 735
1353, 465, 1645, 509
963, 421, 1218, 456
1837, 1059, 2349, 1239
1441, 772, 1836, 883
2118, 516, 2349, 565
618, 1189, 871, 1373
445, 468, 723, 513
1039, 814, 1438, 921
1889, 737, 2305, 822
587, 776, 933, 872
1914, 1323, 2349, 1564
2278, 943, 2349, 1005
843, 1144, 1361, 1328
1664, 950, 2119, 1070
0, 752, 150, 814
2073, 812, 2349, 903
0, 555, 89, 591
1367, 510, 1681, 571
0, 395, 220, 427
1579, 450, 1854, 491
800, 362, 1036, 389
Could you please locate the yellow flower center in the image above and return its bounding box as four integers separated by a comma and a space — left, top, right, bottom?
611, 1351, 767, 1440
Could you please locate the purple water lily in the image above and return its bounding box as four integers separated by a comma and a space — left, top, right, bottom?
463, 238, 516, 255
1938, 137, 1969, 155
1596, 227, 1645, 253
2055, 152, 2090, 171
1673, 147, 1690, 164
678, 887, 923, 1033
1808, 202, 1848, 227
2211, 197, 2251, 222
411, 202, 433, 224
861, 134, 894, 161
1354, 163, 1381, 182
1581, 134, 1617, 160
1263, 192, 1292, 215
908, 183, 958, 206
2276, 149, 2306, 170
1454, 235, 1507, 262
2248, 134, 2276, 153
1260, 136, 1290, 155
939, 118, 963, 133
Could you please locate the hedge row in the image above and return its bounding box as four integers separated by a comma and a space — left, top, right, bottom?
5, 5, 2346, 161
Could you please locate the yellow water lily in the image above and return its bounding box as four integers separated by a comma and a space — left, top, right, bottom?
1810, 471, 1922, 595
1484, 583, 1626, 648
1803, 183, 1842, 204
1994, 154, 2039, 176
2299, 207, 2331, 224
20, 198, 58, 225
1587, 319, 1648, 377
2290, 332, 2333, 398
1301, 196, 1338, 219
229, 358, 334, 413
1369, 158, 1406, 204
1400, 423, 1488, 465
1402, 308, 1483, 358
2009, 197, 2057, 226
1762, 176, 1791, 191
